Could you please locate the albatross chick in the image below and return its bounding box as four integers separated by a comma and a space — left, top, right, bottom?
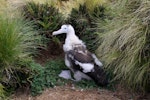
52, 24, 108, 86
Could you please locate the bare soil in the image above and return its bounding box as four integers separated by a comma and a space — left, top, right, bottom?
10, 84, 150, 100
11, 85, 120, 100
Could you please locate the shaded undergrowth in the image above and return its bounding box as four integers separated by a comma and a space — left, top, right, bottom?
30, 59, 112, 96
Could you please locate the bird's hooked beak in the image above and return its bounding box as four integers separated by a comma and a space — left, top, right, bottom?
52, 29, 65, 36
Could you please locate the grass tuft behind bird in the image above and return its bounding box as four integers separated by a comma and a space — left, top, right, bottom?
96, 0, 150, 92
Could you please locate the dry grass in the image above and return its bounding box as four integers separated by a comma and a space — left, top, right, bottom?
0, 0, 7, 14
24, 0, 108, 19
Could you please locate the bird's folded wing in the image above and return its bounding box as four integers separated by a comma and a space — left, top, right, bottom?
66, 46, 95, 73
67, 47, 94, 63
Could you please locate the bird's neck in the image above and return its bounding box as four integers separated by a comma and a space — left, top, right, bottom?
63, 31, 84, 52
66, 32, 76, 38
66, 28, 76, 38
65, 32, 81, 45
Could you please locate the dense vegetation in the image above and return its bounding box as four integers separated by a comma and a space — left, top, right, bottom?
23, 2, 64, 37
97, 0, 150, 92
0, 12, 45, 99
0, 0, 149, 99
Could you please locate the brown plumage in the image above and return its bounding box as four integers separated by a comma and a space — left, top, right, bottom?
66, 44, 108, 86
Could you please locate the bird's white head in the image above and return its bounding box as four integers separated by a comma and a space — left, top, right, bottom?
52, 24, 75, 36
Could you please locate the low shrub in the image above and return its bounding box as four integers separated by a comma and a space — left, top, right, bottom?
30, 60, 66, 96
23, 1, 64, 38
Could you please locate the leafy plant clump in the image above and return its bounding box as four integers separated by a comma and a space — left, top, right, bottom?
23, 1, 64, 38
97, 0, 150, 92
30, 60, 66, 96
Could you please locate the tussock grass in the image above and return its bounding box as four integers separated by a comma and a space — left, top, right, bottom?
97, 0, 150, 92
0, 9, 45, 96
25, 0, 57, 4
0, 14, 43, 68
0, 83, 5, 99
0, 0, 7, 14
24, 0, 108, 19
64, 0, 107, 18
83, 0, 108, 11
58, 0, 82, 18
57, 0, 108, 18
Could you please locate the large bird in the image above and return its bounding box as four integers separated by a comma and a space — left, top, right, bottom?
52, 24, 108, 86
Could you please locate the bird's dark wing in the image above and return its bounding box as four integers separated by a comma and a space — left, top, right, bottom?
66, 44, 109, 86
87, 64, 109, 86
66, 45, 94, 63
